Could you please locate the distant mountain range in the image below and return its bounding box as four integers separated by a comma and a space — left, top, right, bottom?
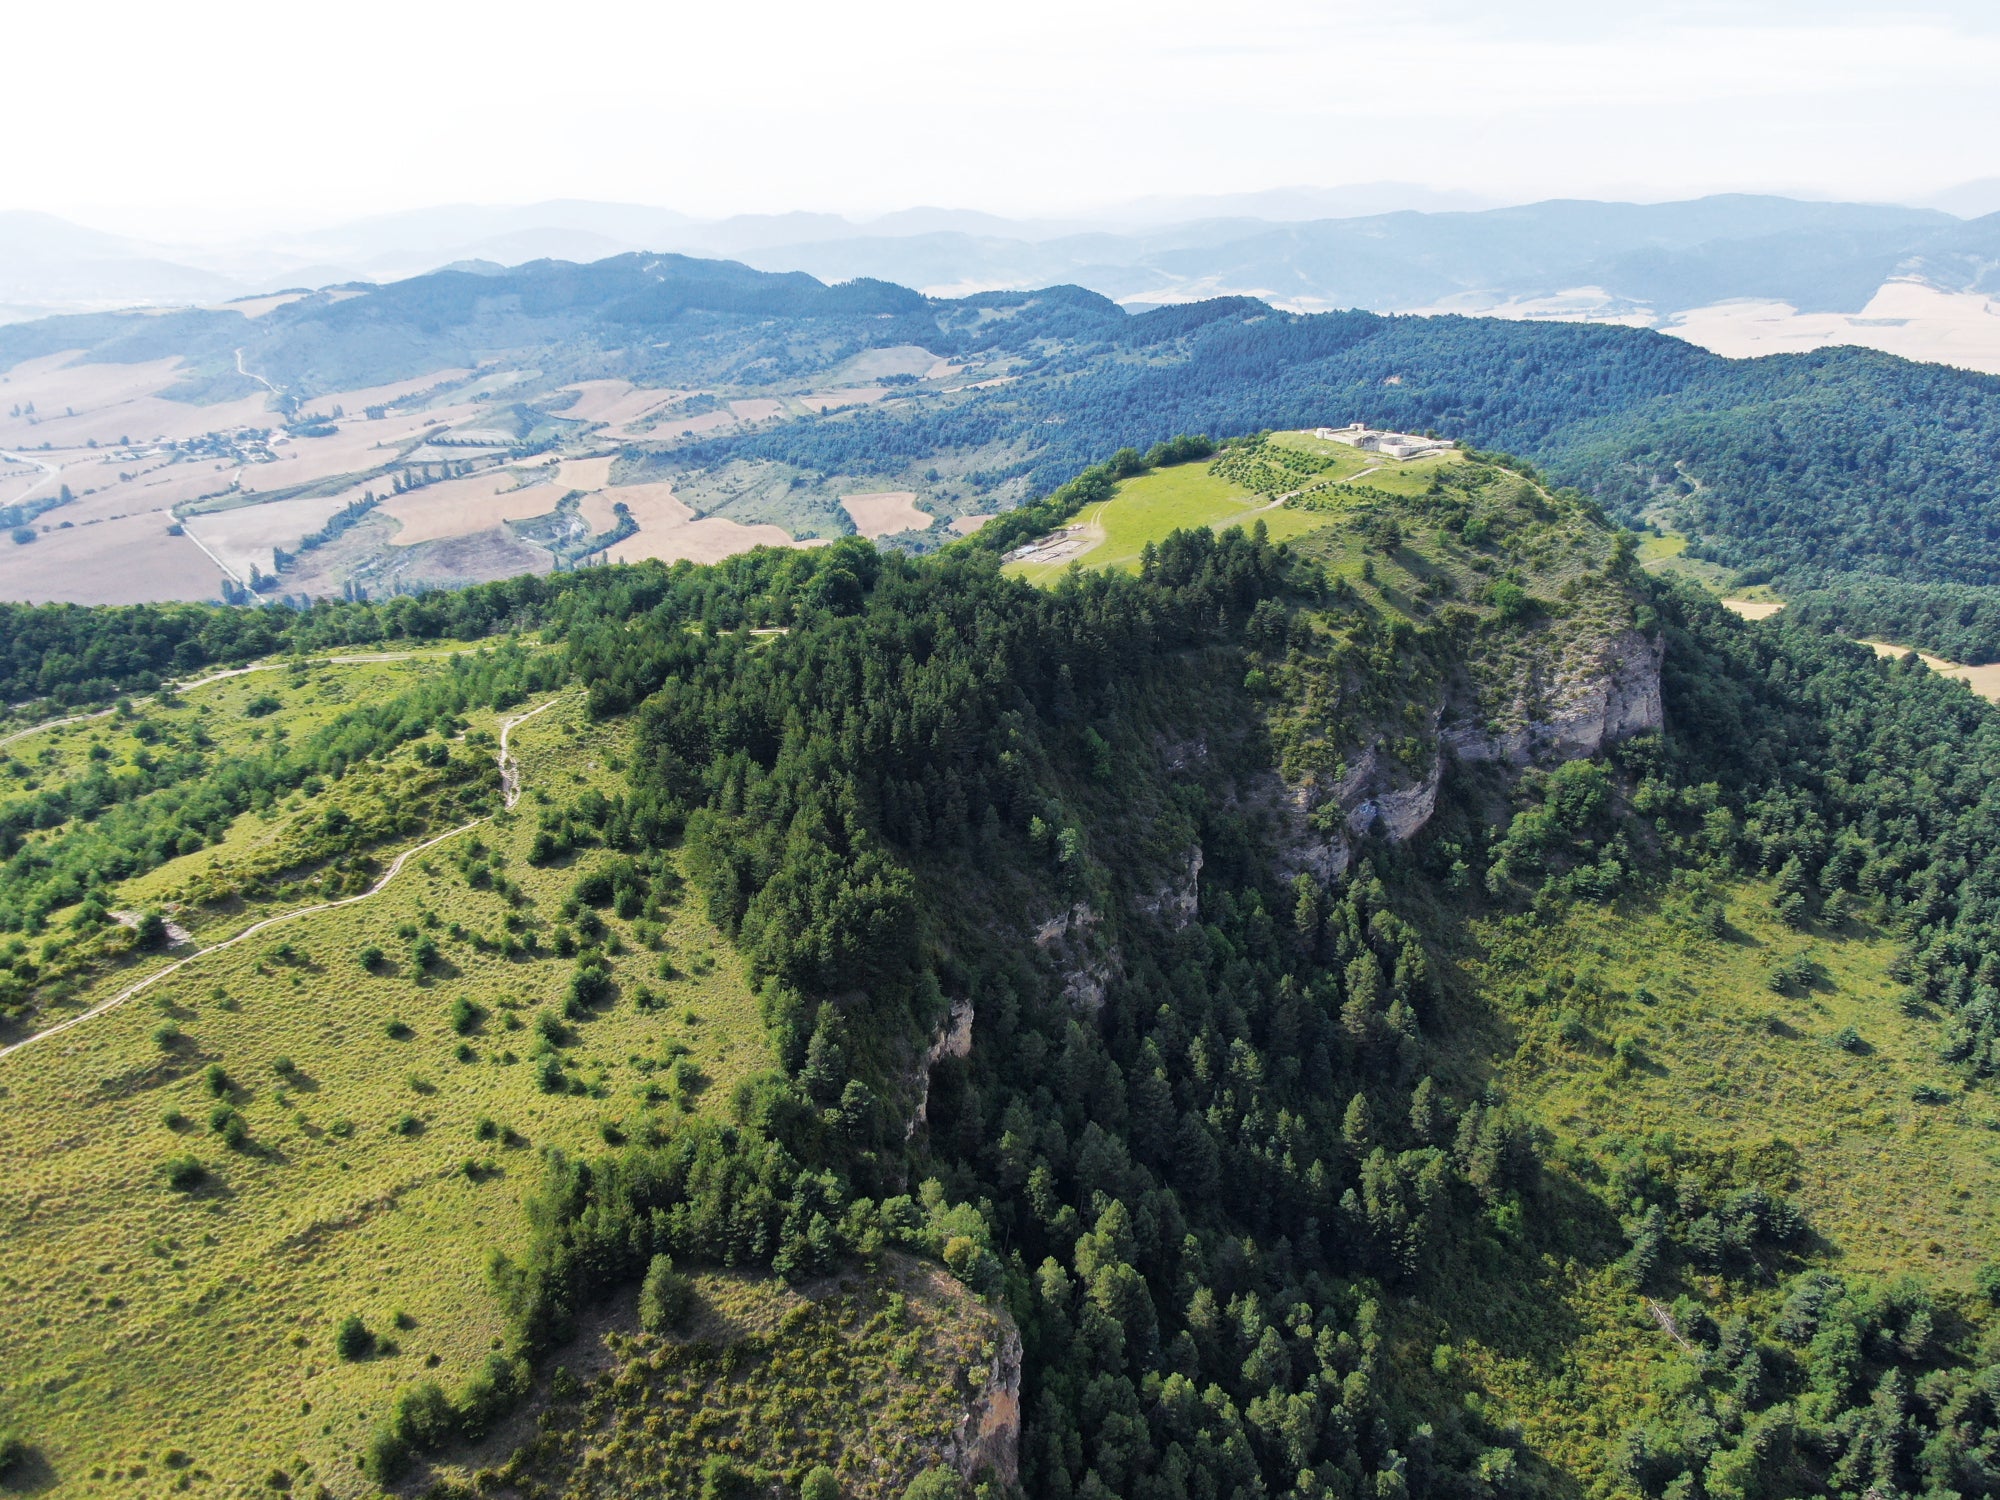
6, 188, 2000, 339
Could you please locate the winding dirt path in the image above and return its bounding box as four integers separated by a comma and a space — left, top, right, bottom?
0, 693, 566, 1062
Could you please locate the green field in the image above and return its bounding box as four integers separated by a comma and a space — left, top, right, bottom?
1002, 439, 1448, 584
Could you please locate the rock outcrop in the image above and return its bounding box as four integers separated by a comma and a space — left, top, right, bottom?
1140, 845, 1204, 929
1034, 901, 1118, 1012
907, 996, 975, 1138
1270, 626, 1664, 879
946, 1319, 1023, 1485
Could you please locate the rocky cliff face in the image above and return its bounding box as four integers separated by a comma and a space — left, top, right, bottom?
946, 1320, 1023, 1484
908, 995, 976, 1138
1274, 626, 1665, 881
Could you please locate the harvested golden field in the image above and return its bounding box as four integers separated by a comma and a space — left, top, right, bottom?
660, 408, 739, 438
554, 455, 616, 492
182, 489, 369, 578
603, 482, 797, 566
221, 291, 311, 318
0, 353, 273, 448
235, 407, 481, 497
593, 480, 807, 564
1668, 280, 2000, 375
576, 489, 622, 533
1720, 598, 1784, 620
0, 512, 223, 603
1861, 639, 2000, 703
948, 513, 992, 536
38, 453, 237, 525
841, 491, 930, 537
556, 381, 688, 434
380, 472, 559, 547
302, 370, 473, 414
724, 399, 783, 423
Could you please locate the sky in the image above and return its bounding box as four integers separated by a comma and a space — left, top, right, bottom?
8, 0, 2000, 239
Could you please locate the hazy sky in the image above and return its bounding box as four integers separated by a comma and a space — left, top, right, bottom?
11, 0, 2000, 237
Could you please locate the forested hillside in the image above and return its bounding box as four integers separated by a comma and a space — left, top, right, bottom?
13, 381, 2000, 1498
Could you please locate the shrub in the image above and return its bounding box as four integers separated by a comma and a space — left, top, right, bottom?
534, 1054, 566, 1094
201, 1063, 230, 1096
384, 1019, 413, 1040
152, 1022, 181, 1049
211, 1106, 249, 1150
569, 960, 613, 1011
701, 1456, 756, 1500
244, 694, 282, 717
361, 1424, 409, 1485
358, 944, 385, 971
901, 1470, 962, 1500
410, 935, 441, 972
800, 1466, 840, 1500
272, 1055, 295, 1076
1831, 1024, 1864, 1053
133, 910, 169, 950
334, 1314, 375, 1360
0, 1434, 28, 1483
638, 1253, 694, 1333
534, 1010, 566, 1045
450, 995, 484, 1034
162, 1154, 206, 1191
393, 1114, 421, 1136
1976, 1263, 2000, 1304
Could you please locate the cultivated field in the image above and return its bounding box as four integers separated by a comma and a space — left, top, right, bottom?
840, 491, 931, 537
0, 512, 223, 603
181, 490, 369, 579
380, 472, 561, 547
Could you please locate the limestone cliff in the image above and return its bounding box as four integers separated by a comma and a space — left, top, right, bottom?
1272, 624, 1664, 881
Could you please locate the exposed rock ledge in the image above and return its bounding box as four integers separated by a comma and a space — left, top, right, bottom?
1276, 627, 1663, 880
945, 1320, 1023, 1484
907, 995, 975, 1138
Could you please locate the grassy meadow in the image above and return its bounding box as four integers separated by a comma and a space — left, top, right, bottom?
1002, 436, 1401, 584
1404, 873, 2000, 1495
0, 689, 775, 1496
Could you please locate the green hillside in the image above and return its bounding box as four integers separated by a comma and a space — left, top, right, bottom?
7, 438, 2000, 1500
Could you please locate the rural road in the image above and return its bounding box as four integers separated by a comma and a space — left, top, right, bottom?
0, 692, 566, 1063
176, 518, 247, 588
234, 348, 279, 395
0, 447, 62, 503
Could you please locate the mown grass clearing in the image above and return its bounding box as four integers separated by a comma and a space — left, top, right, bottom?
0, 693, 771, 1495
1004, 460, 1324, 583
